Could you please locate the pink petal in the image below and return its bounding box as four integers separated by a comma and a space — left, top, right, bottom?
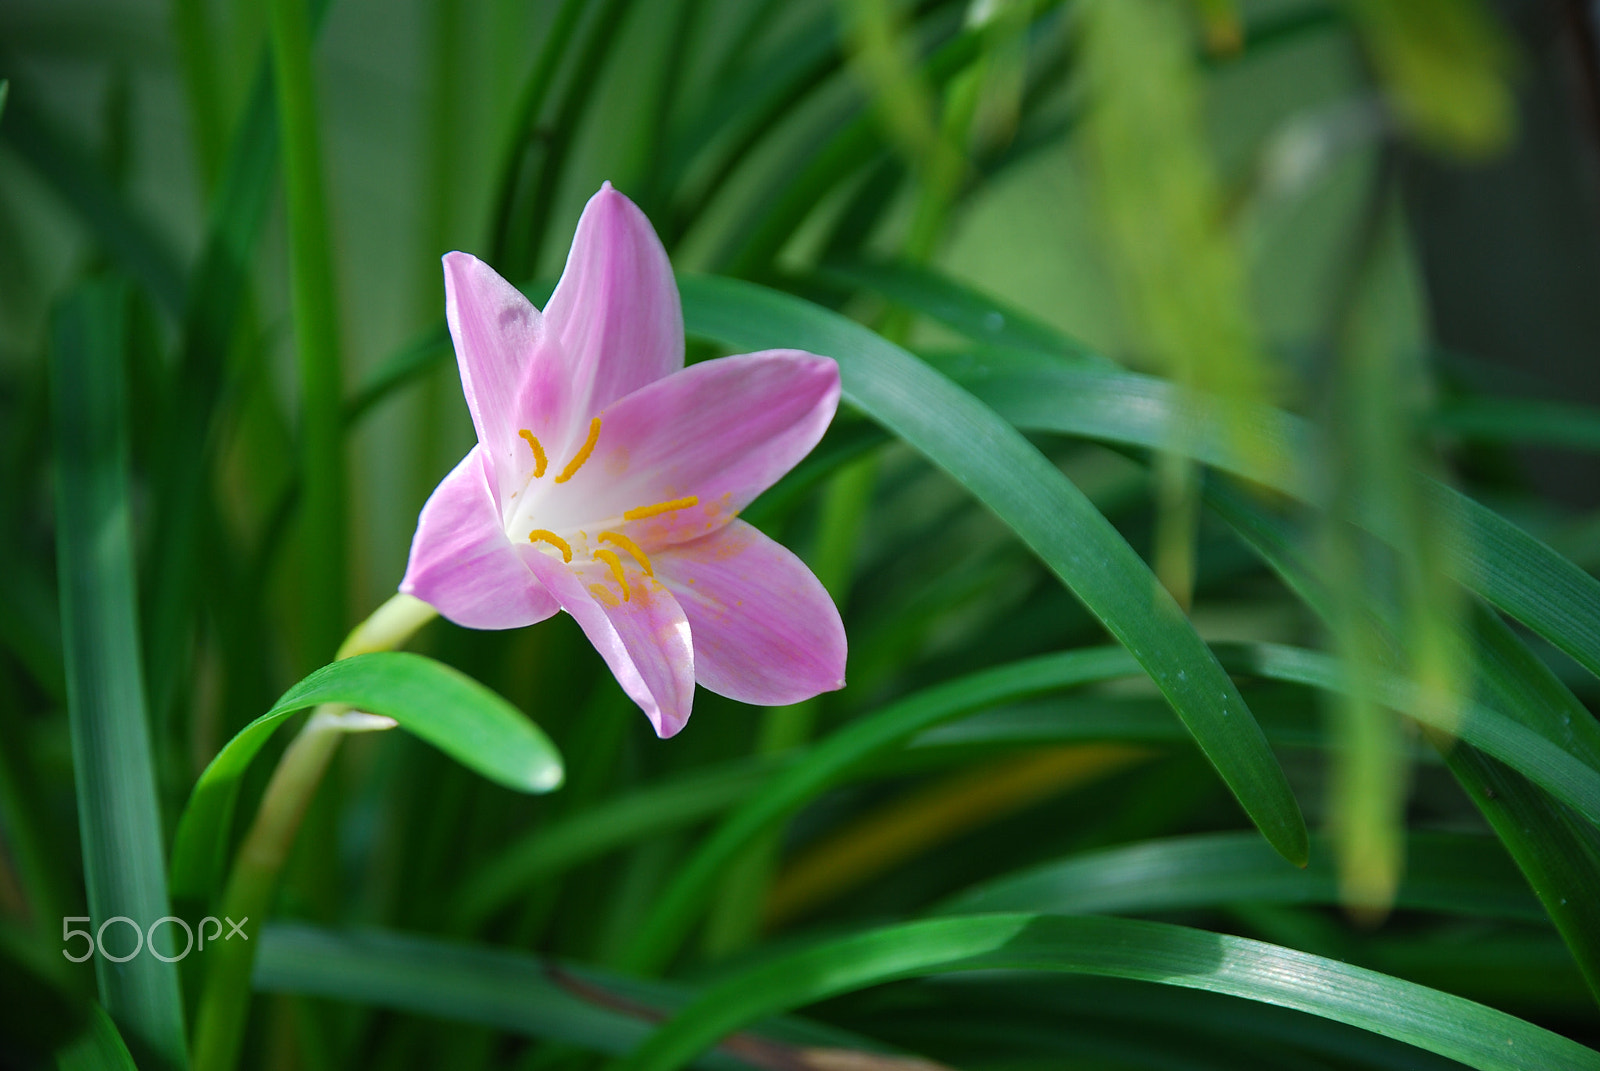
542, 183, 684, 419
544, 350, 840, 545
654, 520, 846, 706
521, 549, 696, 738
442, 252, 546, 484
400, 446, 560, 629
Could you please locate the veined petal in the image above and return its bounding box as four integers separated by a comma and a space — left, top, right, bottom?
542, 183, 683, 420
654, 520, 845, 706
548, 350, 840, 544
522, 549, 696, 738
400, 446, 560, 629
442, 252, 545, 482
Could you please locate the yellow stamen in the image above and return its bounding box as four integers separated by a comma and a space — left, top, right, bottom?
518, 429, 547, 477
554, 417, 602, 483
588, 583, 620, 608
592, 548, 630, 601
623, 495, 699, 521
598, 530, 653, 575
527, 529, 571, 562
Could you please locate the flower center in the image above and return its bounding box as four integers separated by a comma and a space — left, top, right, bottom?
510, 418, 699, 603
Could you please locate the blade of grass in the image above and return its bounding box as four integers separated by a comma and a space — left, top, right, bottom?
145, 0, 336, 721
947, 360, 1600, 692
816, 260, 1099, 362
619, 646, 1242, 975
170, 651, 564, 908
1433, 396, 1600, 452
55, 1005, 139, 1071
1204, 478, 1600, 1001
268, 0, 347, 665
1, 92, 185, 314
485, 0, 587, 259
938, 830, 1541, 921
611, 914, 1600, 1071
253, 923, 889, 1066
51, 281, 188, 1071
680, 275, 1307, 861
455, 756, 779, 931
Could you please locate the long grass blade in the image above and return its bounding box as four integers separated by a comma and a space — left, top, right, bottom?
51, 281, 188, 1071
680, 274, 1307, 863
611, 915, 1600, 1071
938, 831, 1540, 920
268, 0, 347, 665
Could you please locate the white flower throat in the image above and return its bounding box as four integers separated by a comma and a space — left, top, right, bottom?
501, 415, 698, 606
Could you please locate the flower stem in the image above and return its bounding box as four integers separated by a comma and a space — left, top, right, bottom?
190, 594, 436, 1071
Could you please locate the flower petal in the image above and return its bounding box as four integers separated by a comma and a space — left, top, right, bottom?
442, 251, 546, 482
400, 446, 560, 629
542, 183, 684, 421
654, 520, 846, 706
521, 549, 696, 738
545, 350, 840, 544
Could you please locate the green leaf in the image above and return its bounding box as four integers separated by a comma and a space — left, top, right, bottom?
1205, 479, 1600, 1000
455, 756, 781, 930
938, 831, 1541, 920
610, 915, 1600, 1071
1433, 396, 1600, 452
1213, 643, 1600, 829
815, 260, 1098, 363
619, 647, 1166, 973
169, 652, 562, 906
253, 923, 885, 1067
54, 1005, 138, 1071
681, 276, 1306, 860
268, 0, 347, 664
946, 361, 1600, 693
3, 96, 186, 314
51, 281, 188, 1071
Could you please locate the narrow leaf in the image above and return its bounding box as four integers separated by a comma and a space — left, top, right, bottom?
939, 831, 1541, 921
681, 276, 1307, 863
170, 652, 562, 906
52, 281, 188, 1071
54, 1005, 138, 1071
612, 915, 1600, 1071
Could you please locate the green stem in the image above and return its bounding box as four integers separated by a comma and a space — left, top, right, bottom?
190, 595, 435, 1071
268, 0, 347, 666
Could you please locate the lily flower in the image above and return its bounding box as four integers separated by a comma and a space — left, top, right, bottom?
400, 184, 846, 737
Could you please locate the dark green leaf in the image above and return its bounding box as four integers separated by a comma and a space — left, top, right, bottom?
612, 915, 1600, 1071
169, 652, 562, 906
51, 281, 188, 1071
682, 276, 1306, 863
939, 831, 1541, 920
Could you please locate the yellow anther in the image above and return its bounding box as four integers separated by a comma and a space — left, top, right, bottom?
588, 583, 620, 608
623, 495, 699, 521
518, 430, 547, 477
554, 417, 602, 483
592, 548, 630, 601
527, 529, 572, 562
598, 530, 652, 575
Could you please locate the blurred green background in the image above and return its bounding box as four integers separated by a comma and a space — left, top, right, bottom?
6, 0, 1600, 1068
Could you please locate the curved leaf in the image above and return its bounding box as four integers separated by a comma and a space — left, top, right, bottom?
939, 831, 1541, 921
255, 923, 893, 1068
54, 1005, 138, 1071
170, 652, 562, 905
680, 277, 1306, 863
619, 647, 1146, 971
612, 915, 1600, 1071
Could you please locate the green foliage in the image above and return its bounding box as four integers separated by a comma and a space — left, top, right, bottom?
3, 0, 1598, 1069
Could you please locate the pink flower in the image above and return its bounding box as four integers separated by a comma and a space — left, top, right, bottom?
400, 184, 846, 737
